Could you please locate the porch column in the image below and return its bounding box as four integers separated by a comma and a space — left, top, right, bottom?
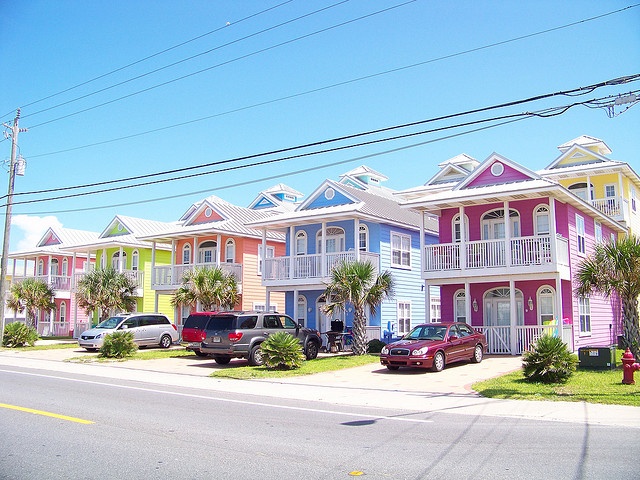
419, 212, 425, 274
265, 288, 271, 312
289, 226, 295, 280
425, 282, 431, 322
509, 280, 517, 355
354, 218, 360, 261
504, 201, 512, 266
465, 282, 471, 323
261, 229, 267, 277
151, 241, 157, 286
459, 207, 466, 270
618, 172, 625, 220
168, 240, 174, 286
216, 234, 222, 266
321, 222, 327, 277
118, 247, 124, 272
587, 174, 592, 203
293, 288, 299, 321
101, 248, 106, 268
154, 291, 159, 313
555, 273, 564, 342
192, 237, 197, 265
549, 198, 558, 262
47, 254, 52, 283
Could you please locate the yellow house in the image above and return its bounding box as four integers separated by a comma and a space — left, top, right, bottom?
539, 135, 640, 236
66, 215, 174, 323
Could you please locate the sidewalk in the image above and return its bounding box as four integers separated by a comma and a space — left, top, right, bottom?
1, 344, 638, 428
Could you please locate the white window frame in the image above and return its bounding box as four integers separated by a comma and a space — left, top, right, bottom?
454, 290, 467, 323
258, 244, 275, 275
198, 240, 217, 264
358, 224, 369, 252
595, 221, 602, 243
111, 251, 126, 270
578, 296, 591, 335
253, 302, 277, 313
452, 214, 469, 243
37, 259, 44, 276
534, 204, 550, 236
182, 244, 191, 265
225, 239, 235, 263
297, 295, 307, 327
397, 300, 411, 335
536, 286, 555, 325
60, 301, 67, 323
295, 231, 307, 255
390, 231, 411, 268
131, 250, 139, 271
430, 297, 441, 323
576, 214, 586, 255
50, 258, 59, 276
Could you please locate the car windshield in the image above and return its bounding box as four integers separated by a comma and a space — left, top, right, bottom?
403, 325, 447, 341
95, 317, 124, 329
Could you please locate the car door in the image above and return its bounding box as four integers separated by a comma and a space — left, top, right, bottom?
456, 323, 475, 358
445, 324, 466, 362
279, 315, 304, 343
119, 317, 144, 344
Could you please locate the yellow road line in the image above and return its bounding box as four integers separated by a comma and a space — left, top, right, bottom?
0, 403, 94, 424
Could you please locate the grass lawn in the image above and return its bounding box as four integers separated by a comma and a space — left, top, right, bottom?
209, 354, 379, 380
473, 349, 640, 407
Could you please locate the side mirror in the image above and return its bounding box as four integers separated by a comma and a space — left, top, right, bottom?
448, 335, 458, 341
120, 325, 128, 330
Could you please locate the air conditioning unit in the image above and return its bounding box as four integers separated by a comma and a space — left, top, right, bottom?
578, 346, 616, 369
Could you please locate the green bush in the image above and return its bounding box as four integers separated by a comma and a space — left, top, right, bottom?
2, 322, 39, 347
522, 334, 578, 383
367, 339, 386, 354
99, 331, 138, 358
260, 332, 304, 370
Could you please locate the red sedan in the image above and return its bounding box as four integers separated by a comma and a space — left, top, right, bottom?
380, 322, 487, 372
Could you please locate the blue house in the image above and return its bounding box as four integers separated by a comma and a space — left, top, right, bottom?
249, 166, 439, 347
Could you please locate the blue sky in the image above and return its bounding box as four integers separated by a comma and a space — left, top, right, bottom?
1, 0, 639, 251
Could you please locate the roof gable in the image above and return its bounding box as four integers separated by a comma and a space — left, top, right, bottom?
38, 228, 62, 247
545, 144, 611, 170
250, 194, 278, 210
456, 153, 539, 190
186, 202, 225, 226
102, 217, 132, 238
300, 181, 357, 210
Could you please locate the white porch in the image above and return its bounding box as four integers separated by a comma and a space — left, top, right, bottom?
477, 324, 573, 355
151, 262, 242, 292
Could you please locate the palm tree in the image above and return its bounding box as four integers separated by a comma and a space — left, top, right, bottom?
171, 266, 239, 312
322, 260, 394, 356
6, 278, 56, 329
75, 267, 138, 322
575, 235, 640, 359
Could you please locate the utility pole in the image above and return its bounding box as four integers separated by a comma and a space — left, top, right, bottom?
0, 109, 27, 345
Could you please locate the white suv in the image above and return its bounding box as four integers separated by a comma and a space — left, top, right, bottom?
78, 313, 178, 351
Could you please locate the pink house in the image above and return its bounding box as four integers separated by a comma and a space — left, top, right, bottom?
7, 227, 98, 337
399, 153, 626, 354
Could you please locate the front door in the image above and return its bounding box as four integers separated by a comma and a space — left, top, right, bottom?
484, 288, 523, 354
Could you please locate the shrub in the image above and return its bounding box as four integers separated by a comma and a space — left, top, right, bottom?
260, 332, 304, 370
99, 331, 138, 358
522, 334, 578, 383
2, 322, 39, 347
367, 339, 386, 354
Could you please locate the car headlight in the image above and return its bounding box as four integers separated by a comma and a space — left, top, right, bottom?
412, 346, 429, 355
381, 346, 389, 355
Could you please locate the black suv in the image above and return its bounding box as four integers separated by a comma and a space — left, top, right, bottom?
200, 311, 322, 366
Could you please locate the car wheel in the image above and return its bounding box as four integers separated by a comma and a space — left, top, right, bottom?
386, 365, 400, 371
305, 341, 319, 360
471, 344, 483, 363
431, 351, 445, 372
214, 355, 232, 365
159, 334, 172, 349
248, 344, 264, 366
193, 349, 209, 357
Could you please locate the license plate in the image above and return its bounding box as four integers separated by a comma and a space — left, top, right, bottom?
588, 350, 598, 357
212, 336, 221, 343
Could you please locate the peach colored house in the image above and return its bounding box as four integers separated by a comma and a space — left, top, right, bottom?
140, 192, 295, 326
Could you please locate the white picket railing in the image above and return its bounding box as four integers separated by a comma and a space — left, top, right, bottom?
264, 251, 380, 281
476, 324, 565, 355
152, 263, 242, 287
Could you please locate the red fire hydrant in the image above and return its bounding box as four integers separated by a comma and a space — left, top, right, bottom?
622, 348, 640, 385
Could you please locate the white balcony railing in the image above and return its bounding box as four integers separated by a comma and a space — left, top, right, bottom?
11, 274, 72, 291
591, 196, 629, 222
423, 235, 569, 273
152, 262, 242, 288
476, 324, 572, 355
73, 270, 144, 291
264, 251, 380, 282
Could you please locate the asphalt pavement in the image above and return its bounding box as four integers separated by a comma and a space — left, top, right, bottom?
1, 341, 638, 428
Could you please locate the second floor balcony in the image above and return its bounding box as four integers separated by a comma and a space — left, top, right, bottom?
263, 251, 380, 286
590, 196, 629, 224
11, 274, 72, 293
151, 262, 243, 292
423, 234, 570, 281
73, 269, 145, 297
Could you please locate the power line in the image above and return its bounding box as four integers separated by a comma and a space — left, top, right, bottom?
21, 0, 352, 119
24, 4, 640, 157
11, 1, 298, 115
6, 90, 636, 211
15, 117, 531, 216
11, 74, 639, 200
25, 1, 416, 129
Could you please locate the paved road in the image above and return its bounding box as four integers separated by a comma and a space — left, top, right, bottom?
0, 345, 638, 428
